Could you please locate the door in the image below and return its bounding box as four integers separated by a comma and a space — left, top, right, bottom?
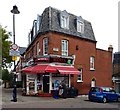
43, 75, 49, 93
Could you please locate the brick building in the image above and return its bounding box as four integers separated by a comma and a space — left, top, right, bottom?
19, 7, 113, 96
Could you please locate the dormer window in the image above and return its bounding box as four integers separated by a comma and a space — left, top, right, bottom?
76, 16, 84, 33
77, 21, 84, 33
60, 10, 69, 29
33, 20, 37, 37
37, 14, 41, 32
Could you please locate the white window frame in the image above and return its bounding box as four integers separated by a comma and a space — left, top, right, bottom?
77, 68, 83, 82
33, 21, 37, 37
37, 15, 40, 32
90, 56, 95, 70
43, 38, 48, 55
61, 16, 69, 29
61, 40, 68, 56
77, 21, 84, 33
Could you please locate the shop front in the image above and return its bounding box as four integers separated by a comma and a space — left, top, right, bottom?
21, 55, 80, 96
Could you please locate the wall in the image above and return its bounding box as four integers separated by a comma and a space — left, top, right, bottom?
25, 32, 112, 95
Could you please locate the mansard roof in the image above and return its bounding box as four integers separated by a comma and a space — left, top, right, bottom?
38, 6, 96, 42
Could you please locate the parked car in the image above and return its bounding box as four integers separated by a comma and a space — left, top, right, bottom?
88, 86, 120, 103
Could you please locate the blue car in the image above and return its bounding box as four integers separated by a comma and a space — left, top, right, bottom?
88, 87, 120, 103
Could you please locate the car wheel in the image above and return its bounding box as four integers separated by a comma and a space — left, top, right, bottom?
117, 97, 120, 102
102, 97, 107, 103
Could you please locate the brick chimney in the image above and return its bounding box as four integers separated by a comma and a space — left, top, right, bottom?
108, 45, 113, 52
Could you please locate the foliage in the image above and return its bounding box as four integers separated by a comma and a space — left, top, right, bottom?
0, 25, 12, 68
2, 69, 13, 81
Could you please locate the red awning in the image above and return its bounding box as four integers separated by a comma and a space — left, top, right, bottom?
22, 64, 80, 75
31, 64, 57, 73
22, 66, 34, 73
53, 65, 80, 74
22, 64, 57, 74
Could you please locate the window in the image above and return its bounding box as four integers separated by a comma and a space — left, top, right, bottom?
43, 38, 48, 55
36, 42, 40, 56
60, 10, 69, 29
77, 21, 84, 33
61, 16, 69, 29
33, 20, 37, 37
62, 40, 68, 56
90, 56, 95, 70
76, 16, 84, 33
37, 15, 41, 32
77, 68, 83, 82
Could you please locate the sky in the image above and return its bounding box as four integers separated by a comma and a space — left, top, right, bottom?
0, 0, 119, 52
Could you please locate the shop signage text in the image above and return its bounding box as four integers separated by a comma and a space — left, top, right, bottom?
34, 57, 73, 64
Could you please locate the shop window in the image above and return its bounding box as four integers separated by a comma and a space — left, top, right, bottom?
90, 56, 95, 70
43, 38, 48, 55
77, 68, 83, 82
62, 40, 68, 56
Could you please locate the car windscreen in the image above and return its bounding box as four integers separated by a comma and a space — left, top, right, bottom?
102, 87, 112, 92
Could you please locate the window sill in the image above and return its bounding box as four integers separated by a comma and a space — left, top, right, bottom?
77, 80, 83, 83
90, 68, 95, 71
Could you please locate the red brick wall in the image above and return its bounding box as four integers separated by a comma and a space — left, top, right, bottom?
50, 32, 112, 95
25, 32, 112, 95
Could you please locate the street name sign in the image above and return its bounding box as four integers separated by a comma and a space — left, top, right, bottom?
9, 49, 20, 56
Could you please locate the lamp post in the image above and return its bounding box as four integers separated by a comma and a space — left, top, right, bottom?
11, 5, 20, 102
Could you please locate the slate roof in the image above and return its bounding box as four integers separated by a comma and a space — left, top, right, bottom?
38, 6, 96, 42
18, 47, 26, 55
113, 52, 120, 64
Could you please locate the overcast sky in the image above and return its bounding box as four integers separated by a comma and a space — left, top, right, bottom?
0, 0, 118, 52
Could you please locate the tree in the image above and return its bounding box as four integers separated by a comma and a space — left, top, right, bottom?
2, 69, 14, 88
0, 25, 12, 68
2, 69, 13, 81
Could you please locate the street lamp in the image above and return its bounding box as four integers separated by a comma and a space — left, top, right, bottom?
11, 5, 20, 102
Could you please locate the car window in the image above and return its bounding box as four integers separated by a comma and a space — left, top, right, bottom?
109, 89, 116, 93
102, 87, 114, 92
90, 87, 100, 92
102, 87, 109, 92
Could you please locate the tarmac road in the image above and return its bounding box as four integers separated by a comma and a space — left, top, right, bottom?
1, 87, 120, 109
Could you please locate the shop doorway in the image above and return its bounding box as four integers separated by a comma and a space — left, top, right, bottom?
43, 75, 49, 93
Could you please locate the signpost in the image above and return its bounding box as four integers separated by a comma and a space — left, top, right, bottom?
9, 49, 20, 56
9, 44, 20, 61
11, 44, 19, 50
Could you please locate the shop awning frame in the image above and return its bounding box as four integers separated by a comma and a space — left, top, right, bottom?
22, 64, 80, 75
22, 64, 57, 74
52, 65, 80, 74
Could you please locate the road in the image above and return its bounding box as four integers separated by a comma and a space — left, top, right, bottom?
1, 87, 120, 109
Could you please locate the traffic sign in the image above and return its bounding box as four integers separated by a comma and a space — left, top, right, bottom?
9, 50, 20, 56
12, 56, 17, 61
11, 44, 19, 50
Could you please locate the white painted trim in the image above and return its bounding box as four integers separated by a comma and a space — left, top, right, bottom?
49, 73, 52, 93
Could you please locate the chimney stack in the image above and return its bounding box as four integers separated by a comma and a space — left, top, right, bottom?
108, 45, 113, 52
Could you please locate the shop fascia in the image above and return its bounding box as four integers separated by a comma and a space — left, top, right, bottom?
26, 55, 75, 66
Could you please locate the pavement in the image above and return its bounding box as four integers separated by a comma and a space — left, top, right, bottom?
2, 86, 59, 104
2, 84, 89, 104
1, 86, 120, 109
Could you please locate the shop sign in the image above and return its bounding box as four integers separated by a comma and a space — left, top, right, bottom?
34, 56, 73, 64
35, 58, 50, 62
50, 57, 73, 64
